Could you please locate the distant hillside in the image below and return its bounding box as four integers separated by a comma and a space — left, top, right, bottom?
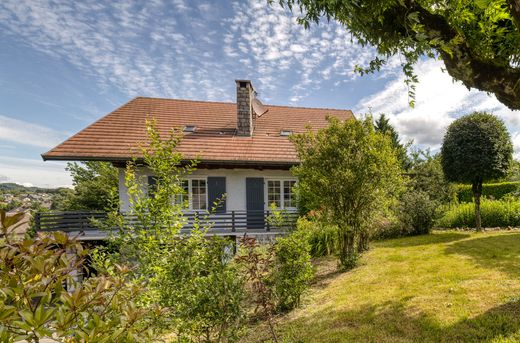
0, 183, 63, 194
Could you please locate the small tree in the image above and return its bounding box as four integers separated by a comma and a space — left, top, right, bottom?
441, 112, 513, 231
103, 120, 246, 341
291, 117, 403, 268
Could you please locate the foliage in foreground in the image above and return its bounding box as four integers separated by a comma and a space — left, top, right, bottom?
277, 0, 520, 110
0, 210, 162, 343
438, 198, 520, 228
292, 116, 403, 268
441, 112, 513, 230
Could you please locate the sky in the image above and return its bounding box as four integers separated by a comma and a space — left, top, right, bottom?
0, 0, 519, 188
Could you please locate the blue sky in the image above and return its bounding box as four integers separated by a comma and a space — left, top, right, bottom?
1, 0, 519, 188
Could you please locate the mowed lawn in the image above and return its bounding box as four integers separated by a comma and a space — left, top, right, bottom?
244, 231, 520, 342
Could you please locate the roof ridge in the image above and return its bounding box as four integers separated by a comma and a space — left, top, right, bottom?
135, 96, 234, 106
135, 96, 352, 113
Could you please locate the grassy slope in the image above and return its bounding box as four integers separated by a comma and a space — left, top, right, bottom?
245, 231, 520, 343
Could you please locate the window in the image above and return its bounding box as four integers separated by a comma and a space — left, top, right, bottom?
183, 125, 196, 133
283, 180, 297, 208
175, 179, 207, 210
267, 180, 281, 208
280, 130, 293, 136
267, 179, 297, 209
175, 180, 189, 206
191, 179, 207, 210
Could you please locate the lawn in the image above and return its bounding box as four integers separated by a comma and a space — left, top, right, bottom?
243, 231, 520, 342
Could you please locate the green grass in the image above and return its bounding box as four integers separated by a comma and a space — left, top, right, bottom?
242, 231, 520, 342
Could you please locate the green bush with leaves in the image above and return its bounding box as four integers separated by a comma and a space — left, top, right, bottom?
455, 182, 520, 203
0, 210, 163, 343
291, 116, 403, 269
155, 231, 245, 342
271, 229, 313, 312
296, 217, 339, 257
438, 198, 520, 228
397, 190, 437, 236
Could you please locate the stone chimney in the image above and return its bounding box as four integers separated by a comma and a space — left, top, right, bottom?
236, 80, 254, 136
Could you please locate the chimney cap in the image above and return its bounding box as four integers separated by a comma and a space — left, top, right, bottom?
235, 79, 254, 90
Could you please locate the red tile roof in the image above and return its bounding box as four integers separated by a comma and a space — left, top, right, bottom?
42, 97, 354, 167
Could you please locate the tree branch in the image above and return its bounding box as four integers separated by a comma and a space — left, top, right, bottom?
413, 4, 520, 110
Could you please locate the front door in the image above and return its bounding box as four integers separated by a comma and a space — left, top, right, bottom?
246, 177, 264, 229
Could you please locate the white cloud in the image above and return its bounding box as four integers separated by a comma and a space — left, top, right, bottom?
0, 115, 66, 148
0, 157, 71, 188
0, 0, 233, 101
225, 0, 389, 103
355, 59, 520, 152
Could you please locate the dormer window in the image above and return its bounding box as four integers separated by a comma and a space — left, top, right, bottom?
183, 125, 196, 133
280, 130, 293, 136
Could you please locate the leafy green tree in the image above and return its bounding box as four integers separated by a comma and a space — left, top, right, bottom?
441, 112, 513, 230
53, 161, 118, 211
103, 120, 246, 341
277, 0, 520, 109
408, 149, 454, 204
291, 117, 404, 268
374, 114, 411, 169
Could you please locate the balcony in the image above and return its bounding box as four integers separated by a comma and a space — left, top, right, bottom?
34, 210, 298, 240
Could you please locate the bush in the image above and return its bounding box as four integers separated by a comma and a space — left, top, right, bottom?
156, 232, 245, 342
438, 198, 520, 228
397, 190, 437, 235
296, 218, 339, 257
0, 210, 162, 343
272, 229, 313, 312
455, 181, 520, 203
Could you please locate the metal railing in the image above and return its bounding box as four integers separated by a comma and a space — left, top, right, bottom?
34, 210, 298, 235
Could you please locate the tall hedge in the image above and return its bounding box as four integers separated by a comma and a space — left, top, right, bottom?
456, 181, 520, 203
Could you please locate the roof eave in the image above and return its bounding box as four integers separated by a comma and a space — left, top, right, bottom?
41, 154, 299, 170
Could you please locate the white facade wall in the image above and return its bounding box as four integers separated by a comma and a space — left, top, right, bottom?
118, 167, 296, 212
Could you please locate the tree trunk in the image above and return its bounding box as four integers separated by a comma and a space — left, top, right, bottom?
338, 228, 356, 269
472, 177, 483, 231
507, 0, 520, 31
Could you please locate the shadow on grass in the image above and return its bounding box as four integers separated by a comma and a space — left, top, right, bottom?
445, 232, 520, 278
376, 232, 471, 248
280, 298, 520, 343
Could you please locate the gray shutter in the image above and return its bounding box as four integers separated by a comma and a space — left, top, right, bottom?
208, 177, 226, 213
148, 176, 157, 197
246, 177, 264, 229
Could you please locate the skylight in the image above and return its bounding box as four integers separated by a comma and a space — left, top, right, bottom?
183, 125, 196, 133
280, 130, 293, 136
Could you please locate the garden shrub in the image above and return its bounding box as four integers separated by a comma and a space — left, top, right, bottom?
272, 229, 313, 312
455, 181, 520, 203
397, 190, 437, 235
438, 198, 520, 228
155, 232, 246, 342
296, 217, 339, 257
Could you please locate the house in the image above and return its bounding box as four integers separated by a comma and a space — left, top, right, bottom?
38, 80, 354, 238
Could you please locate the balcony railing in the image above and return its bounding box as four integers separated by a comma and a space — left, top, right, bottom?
34, 210, 298, 238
